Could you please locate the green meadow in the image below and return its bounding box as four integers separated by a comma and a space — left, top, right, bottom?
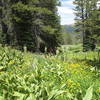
0, 45, 99, 100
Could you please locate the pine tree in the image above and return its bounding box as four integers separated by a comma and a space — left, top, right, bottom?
90, 1, 100, 46
38, 0, 62, 53
0, 0, 62, 53
74, 0, 99, 51
0, 0, 11, 45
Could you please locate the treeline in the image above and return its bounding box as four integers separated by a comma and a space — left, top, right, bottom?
74, 0, 100, 51
0, 0, 61, 53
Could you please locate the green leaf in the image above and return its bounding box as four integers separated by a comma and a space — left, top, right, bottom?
0, 96, 4, 100
83, 85, 93, 100
48, 90, 66, 100
66, 92, 73, 99
26, 94, 36, 100
13, 91, 25, 100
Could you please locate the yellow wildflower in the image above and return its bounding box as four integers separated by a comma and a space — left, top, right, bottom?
76, 82, 80, 87
96, 87, 100, 93
8, 60, 15, 65
67, 79, 74, 87
70, 63, 80, 68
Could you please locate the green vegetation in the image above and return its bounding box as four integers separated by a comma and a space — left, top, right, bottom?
74, 0, 100, 51
0, 45, 99, 100
0, 0, 100, 52
0, 0, 61, 53
0, 0, 100, 100
61, 25, 82, 45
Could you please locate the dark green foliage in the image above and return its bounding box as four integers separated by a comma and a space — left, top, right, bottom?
74, 0, 100, 51
0, 0, 61, 53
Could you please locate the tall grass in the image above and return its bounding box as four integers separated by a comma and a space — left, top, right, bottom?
0, 45, 99, 100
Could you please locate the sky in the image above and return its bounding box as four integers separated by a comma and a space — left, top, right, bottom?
58, 0, 75, 25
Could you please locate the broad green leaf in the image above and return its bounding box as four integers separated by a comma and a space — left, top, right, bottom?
66, 92, 73, 99
13, 91, 25, 100
26, 94, 36, 100
0, 96, 4, 100
48, 90, 66, 100
83, 85, 93, 100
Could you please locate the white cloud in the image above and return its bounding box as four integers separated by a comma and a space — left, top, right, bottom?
58, 6, 74, 14
58, 0, 75, 25
97, 1, 100, 8
60, 16, 75, 25
59, 13, 75, 25
61, 0, 74, 6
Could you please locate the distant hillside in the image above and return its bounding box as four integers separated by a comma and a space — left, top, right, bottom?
61, 25, 76, 33
61, 25, 82, 45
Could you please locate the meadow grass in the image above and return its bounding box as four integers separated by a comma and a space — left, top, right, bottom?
0, 45, 99, 100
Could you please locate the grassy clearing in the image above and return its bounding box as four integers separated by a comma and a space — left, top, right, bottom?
0, 45, 100, 100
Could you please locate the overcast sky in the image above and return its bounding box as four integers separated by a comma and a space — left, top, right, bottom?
58, 0, 75, 25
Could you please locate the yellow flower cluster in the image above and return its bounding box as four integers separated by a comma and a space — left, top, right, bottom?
66, 79, 80, 93
96, 87, 100, 93
8, 60, 15, 65
67, 79, 74, 87
70, 63, 80, 68
67, 79, 80, 88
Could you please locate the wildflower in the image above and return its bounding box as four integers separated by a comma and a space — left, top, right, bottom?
76, 82, 80, 87
67, 79, 74, 87
70, 63, 79, 68
8, 60, 15, 65
96, 87, 100, 93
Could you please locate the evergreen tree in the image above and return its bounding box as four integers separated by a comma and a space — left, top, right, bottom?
38, 0, 62, 53
0, 0, 62, 53
90, 1, 100, 46
74, 0, 99, 51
